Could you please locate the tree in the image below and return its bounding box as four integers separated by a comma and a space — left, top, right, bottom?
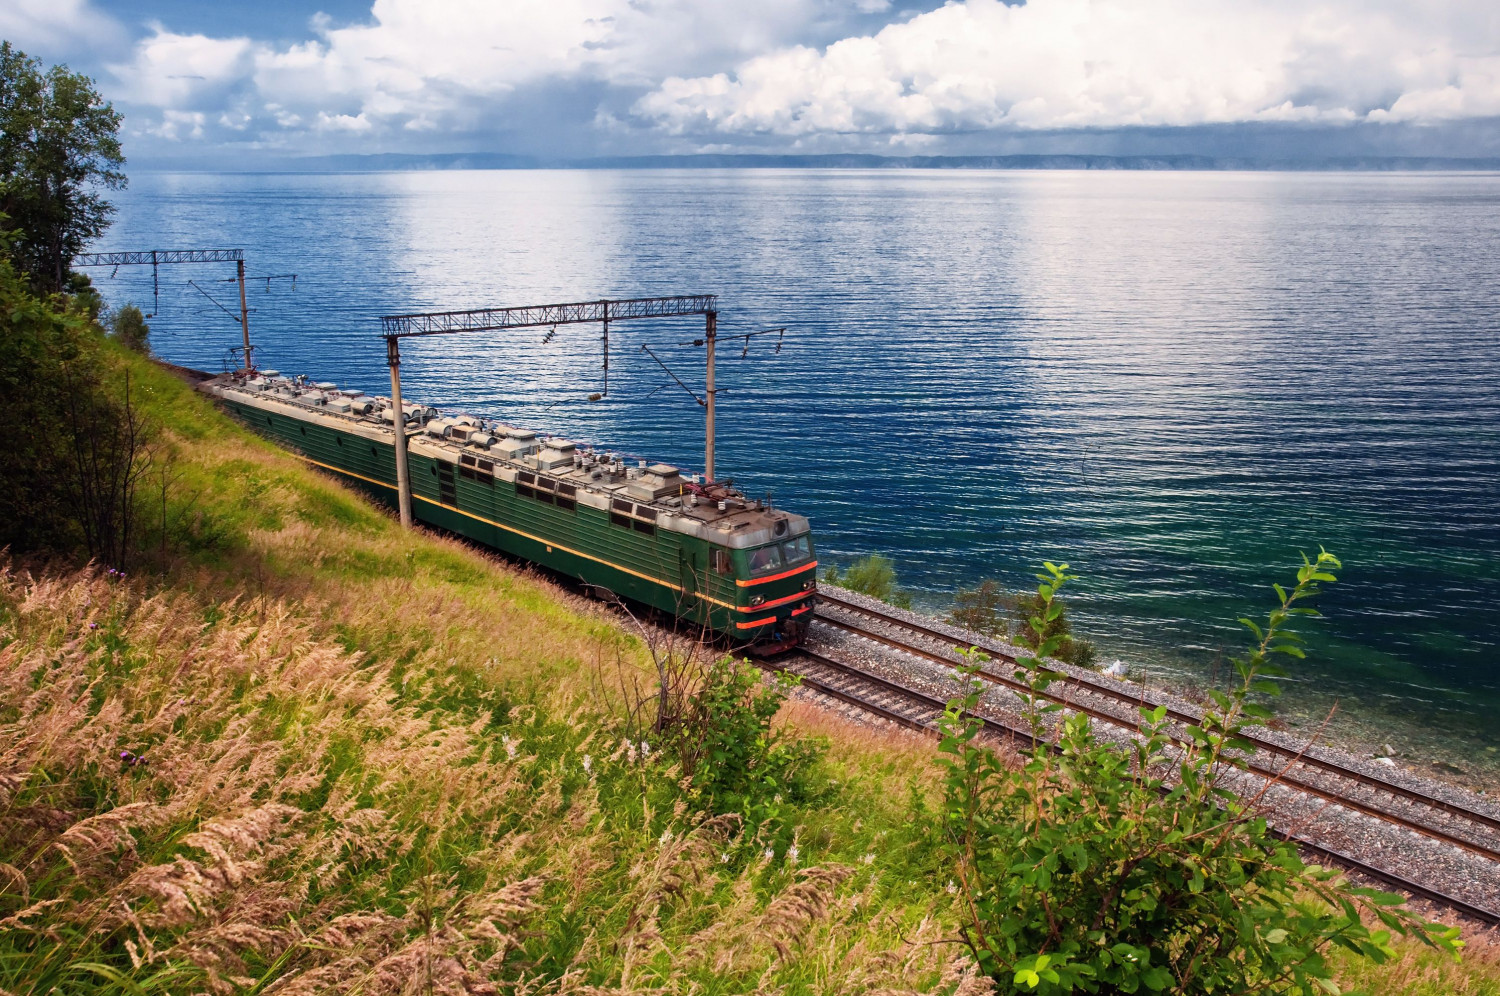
0, 240, 157, 567
110, 303, 150, 353
0, 42, 124, 292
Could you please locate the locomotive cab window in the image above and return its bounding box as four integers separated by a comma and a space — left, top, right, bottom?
747, 534, 813, 576
711, 548, 732, 574
747, 544, 783, 575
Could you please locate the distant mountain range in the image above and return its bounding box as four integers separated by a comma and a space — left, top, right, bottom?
147, 152, 1500, 172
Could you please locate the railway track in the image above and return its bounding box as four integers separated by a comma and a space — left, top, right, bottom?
816, 590, 1500, 856
784, 595, 1500, 926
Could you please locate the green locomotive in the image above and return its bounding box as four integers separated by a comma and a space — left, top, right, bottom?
202, 370, 817, 650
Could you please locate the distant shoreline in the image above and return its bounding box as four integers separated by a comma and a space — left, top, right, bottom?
130, 152, 1500, 173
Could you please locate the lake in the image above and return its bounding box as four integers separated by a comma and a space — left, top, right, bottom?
95, 168, 1500, 754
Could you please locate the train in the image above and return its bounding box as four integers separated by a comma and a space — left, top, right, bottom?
200, 368, 817, 651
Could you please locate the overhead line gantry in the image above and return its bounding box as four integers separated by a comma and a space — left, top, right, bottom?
72, 248, 256, 371
378, 294, 720, 529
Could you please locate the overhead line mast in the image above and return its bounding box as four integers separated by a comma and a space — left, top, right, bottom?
73, 248, 256, 372
378, 294, 719, 529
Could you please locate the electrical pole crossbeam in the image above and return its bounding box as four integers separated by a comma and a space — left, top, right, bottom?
379, 294, 718, 336
72, 249, 245, 266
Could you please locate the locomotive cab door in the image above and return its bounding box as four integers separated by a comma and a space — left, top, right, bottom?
677, 545, 704, 628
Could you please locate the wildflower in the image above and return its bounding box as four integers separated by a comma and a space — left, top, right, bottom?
946, 880, 957, 895
89, 622, 99, 630
640, 740, 651, 758
625, 740, 638, 763
862, 853, 875, 865
582, 754, 592, 774
502, 734, 518, 760
763, 847, 775, 861
773, 793, 782, 804
660, 828, 673, 845
787, 845, 800, 865
721, 852, 731, 864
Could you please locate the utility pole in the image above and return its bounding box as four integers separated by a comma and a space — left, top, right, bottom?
237, 258, 253, 371
601, 299, 609, 397
386, 335, 413, 527
704, 310, 717, 482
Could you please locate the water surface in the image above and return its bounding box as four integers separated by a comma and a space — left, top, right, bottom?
96, 169, 1500, 752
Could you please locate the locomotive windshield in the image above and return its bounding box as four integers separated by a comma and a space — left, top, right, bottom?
747, 534, 814, 576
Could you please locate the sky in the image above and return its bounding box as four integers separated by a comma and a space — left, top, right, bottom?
6, 0, 1500, 165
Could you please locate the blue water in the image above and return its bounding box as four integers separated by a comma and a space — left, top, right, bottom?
95, 169, 1500, 744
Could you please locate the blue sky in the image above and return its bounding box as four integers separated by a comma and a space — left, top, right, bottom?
6, 0, 1500, 165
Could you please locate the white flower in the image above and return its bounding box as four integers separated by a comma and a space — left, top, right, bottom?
582, 754, 592, 774
625, 740, 638, 763
787, 845, 800, 865
763, 847, 775, 861
862, 853, 876, 865
946, 880, 958, 895
660, 828, 673, 845
640, 740, 651, 758
721, 852, 731, 863
502, 734, 518, 760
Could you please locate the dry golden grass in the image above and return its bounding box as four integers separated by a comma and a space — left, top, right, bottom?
1333, 926, 1500, 995
0, 557, 980, 995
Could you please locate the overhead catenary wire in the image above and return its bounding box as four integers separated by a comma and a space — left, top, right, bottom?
639, 344, 706, 406
187, 279, 253, 325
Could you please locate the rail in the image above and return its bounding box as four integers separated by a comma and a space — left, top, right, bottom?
800, 596, 1500, 925
817, 590, 1500, 840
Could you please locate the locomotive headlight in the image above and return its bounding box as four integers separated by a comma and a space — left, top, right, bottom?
802, 580, 814, 591
749, 595, 765, 606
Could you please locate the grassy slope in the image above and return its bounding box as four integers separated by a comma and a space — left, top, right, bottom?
0, 344, 1495, 994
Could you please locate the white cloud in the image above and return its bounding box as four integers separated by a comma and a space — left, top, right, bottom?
108, 28, 256, 108
106, 0, 864, 145
315, 111, 374, 132
146, 109, 206, 140
634, 0, 1500, 135
0, 0, 125, 57
95, 0, 1500, 154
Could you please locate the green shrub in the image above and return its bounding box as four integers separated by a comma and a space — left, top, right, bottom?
1006, 587, 1071, 650
659, 657, 825, 820
1060, 637, 1097, 669
950, 578, 1006, 636
109, 302, 150, 353
824, 554, 912, 608
936, 556, 1462, 994
952, 578, 1098, 668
